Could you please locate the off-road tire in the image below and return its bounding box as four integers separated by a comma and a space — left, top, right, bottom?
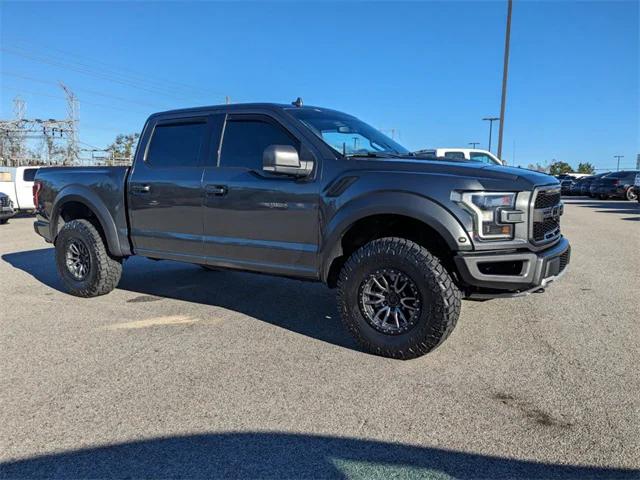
337, 237, 461, 359
55, 219, 122, 297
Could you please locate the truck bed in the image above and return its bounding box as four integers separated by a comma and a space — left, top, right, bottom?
34, 166, 132, 257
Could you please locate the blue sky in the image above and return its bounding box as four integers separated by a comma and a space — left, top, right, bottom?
1, 1, 638, 170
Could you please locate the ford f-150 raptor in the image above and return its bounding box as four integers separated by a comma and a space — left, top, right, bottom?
33, 102, 571, 359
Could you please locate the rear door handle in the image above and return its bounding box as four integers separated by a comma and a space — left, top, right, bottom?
205, 185, 228, 196
130, 184, 151, 194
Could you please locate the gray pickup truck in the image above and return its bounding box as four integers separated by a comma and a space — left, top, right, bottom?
33, 102, 570, 359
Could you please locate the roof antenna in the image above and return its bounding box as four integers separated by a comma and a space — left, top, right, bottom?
292, 97, 303, 107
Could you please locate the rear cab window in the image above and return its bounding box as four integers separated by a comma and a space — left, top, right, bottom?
443, 151, 466, 160
23, 168, 39, 182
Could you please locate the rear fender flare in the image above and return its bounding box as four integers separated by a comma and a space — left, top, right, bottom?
50, 186, 127, 257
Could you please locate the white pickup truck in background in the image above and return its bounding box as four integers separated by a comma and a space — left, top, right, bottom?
0, 166, 41, 212
415, 148, 504, 166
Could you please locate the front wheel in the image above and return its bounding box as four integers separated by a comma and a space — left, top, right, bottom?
0, 218, 8, 225
55, 219, 122, 297
337, 237, 461, 360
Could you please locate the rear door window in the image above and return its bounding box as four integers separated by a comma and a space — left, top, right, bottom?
146, 119, 207, 168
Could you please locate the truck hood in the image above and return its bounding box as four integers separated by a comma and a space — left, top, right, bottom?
357, 157, 558, 189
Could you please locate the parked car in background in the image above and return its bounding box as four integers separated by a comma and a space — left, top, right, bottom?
413, 148, 504, 165
634, 174, 640, 204
569, 176, 588, 195
594, 170, 640, 200
0, 166, 41, 212
588, 172, 612, 197
0, 191, 15, 224
560, 178, 575, 195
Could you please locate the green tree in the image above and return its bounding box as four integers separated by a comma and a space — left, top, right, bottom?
107, 133, 140, 164
549, 161, 573, 176
577, 162, 595, 174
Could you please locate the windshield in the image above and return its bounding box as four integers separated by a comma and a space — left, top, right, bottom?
287, 108, 410, 157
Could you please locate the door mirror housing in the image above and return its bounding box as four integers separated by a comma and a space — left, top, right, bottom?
263, 145, 313, 177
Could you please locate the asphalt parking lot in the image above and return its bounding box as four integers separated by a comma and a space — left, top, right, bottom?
0, 198, 638, 479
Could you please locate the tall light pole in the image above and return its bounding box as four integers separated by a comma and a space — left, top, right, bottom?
497, 0, 513, 160
614, 155, 624, 171
468, 142, 480, 148
483, 117, 500, 152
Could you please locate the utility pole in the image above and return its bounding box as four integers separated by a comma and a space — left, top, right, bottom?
497, 0, 513, 160
614, 155, 624, 171
468, 142, 480, 148
483, 117, 500, 152
0, 92, 77, 167
60, 83, 79, 165
12, 97, 26, 166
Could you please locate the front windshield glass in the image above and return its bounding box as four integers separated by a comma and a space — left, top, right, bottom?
287, 108, 410, 157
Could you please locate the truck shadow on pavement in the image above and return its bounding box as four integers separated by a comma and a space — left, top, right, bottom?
1, 432, 637, 479
2, 248, 359, 352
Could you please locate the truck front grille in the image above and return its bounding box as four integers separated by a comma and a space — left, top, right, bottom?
534, 190, 561, 209
531, 186, 562, 245
533, 218, 560, 242
0, 196, 9, 207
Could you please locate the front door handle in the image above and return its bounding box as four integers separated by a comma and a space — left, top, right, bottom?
205, 185, 228, 196
130, 184, 151, 194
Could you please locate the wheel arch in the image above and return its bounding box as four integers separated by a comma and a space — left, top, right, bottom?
50, 186, 128, 257
321, 192, 472, 287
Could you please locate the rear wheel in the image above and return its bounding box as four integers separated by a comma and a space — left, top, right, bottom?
55, 219, 122, 297
337, 237, 461, 359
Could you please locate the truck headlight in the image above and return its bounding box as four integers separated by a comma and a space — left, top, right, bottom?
453, 192, 518, 241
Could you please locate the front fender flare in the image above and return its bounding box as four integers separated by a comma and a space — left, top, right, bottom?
321, 191, 473, 281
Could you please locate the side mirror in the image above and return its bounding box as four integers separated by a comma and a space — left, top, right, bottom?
263, 145, 313, 177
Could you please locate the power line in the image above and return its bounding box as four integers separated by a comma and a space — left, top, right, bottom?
1, 71, 169, 110
1, 46, 229, 104
1, 85, 150, 115
5, 39, 227, 98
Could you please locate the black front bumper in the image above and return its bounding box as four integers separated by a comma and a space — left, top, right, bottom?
454, 237, 571, 299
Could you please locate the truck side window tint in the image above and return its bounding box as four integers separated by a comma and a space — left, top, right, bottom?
220, 119, 298, 170
23, 168, 38, 181
147, 121, 206, 168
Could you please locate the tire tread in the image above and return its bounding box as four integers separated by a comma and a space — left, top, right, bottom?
337, 237, 461, 359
